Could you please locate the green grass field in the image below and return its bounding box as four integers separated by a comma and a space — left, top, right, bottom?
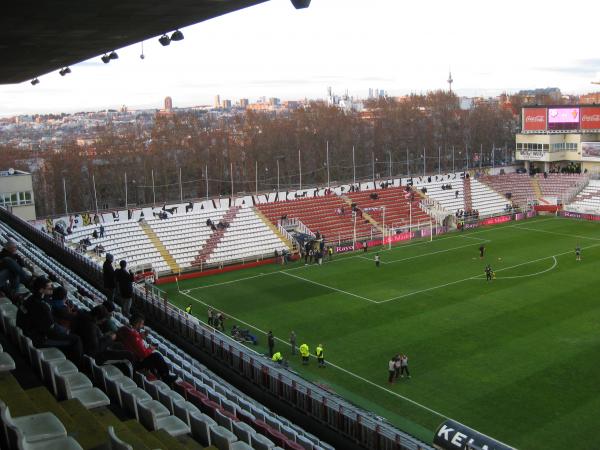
162, 216, 600, 450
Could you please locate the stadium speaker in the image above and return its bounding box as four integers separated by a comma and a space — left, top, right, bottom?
290, 0, 311, 9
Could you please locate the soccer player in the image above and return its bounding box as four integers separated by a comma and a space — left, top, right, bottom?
576, 245, 581, 261
375, 254, 380, 268
479, 244, 485, 259
399, 354, 410, 378
388, 357, 396, 384
485, 264, 492, 281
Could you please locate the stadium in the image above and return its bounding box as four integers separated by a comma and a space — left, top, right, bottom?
2, 2, 600, 450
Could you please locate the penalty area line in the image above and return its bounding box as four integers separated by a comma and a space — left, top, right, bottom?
378, 243, 600, 304
280, 271, 378, 304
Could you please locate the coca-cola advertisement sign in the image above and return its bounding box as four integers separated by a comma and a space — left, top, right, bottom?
523, 108, 547, 131
580, 107, 600, 130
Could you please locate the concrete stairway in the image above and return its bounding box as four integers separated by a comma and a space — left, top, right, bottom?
463, 176, 473, 211
140, 222, 181, 273
254, 207, 294, 252
193, 206, 240, 266
531, 177, 543, 201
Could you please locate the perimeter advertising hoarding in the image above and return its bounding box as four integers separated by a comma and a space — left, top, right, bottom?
580, 107, 600, 129
522, 108, 547, 131
581, 142, 600, 161
433, 419, 516, 450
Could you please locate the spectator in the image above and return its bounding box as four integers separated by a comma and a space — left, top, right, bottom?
46, 285, 77, 328
16, 277, 82, 363
117, 314, 176, 383
72, 305, 134, 365
267, 331, 275, 357
103, 254, 116, 302
99, 224, 105, 238
114, 260, 134, 318
101, 300, 120, 333
0, 239, 30, 293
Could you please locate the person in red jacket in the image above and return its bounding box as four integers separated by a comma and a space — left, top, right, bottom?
116, 314, 176, 383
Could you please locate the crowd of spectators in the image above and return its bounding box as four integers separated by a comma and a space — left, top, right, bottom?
0, 238, 177, 384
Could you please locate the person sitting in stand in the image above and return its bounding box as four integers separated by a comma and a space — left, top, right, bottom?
116, 314, 177, 383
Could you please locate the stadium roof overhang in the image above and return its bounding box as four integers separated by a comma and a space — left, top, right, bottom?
0, 0, 277, 85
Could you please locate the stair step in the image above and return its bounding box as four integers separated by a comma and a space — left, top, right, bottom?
24, 386, 76, 430
59, 398, 111, 449
151, 429, 191, 450
126, 420, 171, 449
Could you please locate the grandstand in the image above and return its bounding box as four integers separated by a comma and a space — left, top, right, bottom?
343, 187, 430, 233
65, 205, 291, 274
0, 210, 367, 450
478, 172, 586, 208
565, 179, 600, 213
257, 195, 376, 244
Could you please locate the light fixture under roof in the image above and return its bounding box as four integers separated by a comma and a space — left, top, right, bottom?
101, 54, 110, 64
59, 67, 71, 76
158, 34, 171, 46
109, 50, 119, 60
170, 30, 184, 41
31, 78, 40, 85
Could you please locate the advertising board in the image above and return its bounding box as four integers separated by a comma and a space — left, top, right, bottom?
580, 107, 600, 130
581, 142, 600, 161
522, 108, 547, 131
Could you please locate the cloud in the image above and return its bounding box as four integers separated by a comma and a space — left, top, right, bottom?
537, 58, 600, 76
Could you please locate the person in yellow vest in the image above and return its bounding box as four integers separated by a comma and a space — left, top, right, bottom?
272, 351, 283, 364
185, 304, 192, 314
315, 344, 325, 368
299, 343, 309, 365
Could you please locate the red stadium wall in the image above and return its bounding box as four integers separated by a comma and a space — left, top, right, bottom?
155, 258, 278, 285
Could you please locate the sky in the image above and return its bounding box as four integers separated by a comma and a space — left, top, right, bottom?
1, 0, 600, 117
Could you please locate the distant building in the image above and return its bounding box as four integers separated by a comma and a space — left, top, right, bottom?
222, 99, 232, 109
239, 98, 249, 108
268, 98, 280, 106
580, 92, 600, 104
517, 87, 562, 102
214, 95, 221, 109
368, 88, 373, 99
0, 169, 36, 221
164, 96, 173, 112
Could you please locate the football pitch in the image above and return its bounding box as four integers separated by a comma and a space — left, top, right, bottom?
161, 216, 600, 450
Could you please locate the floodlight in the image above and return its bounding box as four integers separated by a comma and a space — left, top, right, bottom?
158, 34, 171, 46
171, 30, 184, 41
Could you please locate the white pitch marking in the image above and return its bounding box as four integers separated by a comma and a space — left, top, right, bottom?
380, 241, 489, 265
280, 271, 378, 304
493, 256, 558, 280
187, 273, 269, 291
378, 244, 600, 304
509, 225, 600, 242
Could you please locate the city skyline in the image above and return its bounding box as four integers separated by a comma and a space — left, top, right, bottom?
1, 0, 600, 117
